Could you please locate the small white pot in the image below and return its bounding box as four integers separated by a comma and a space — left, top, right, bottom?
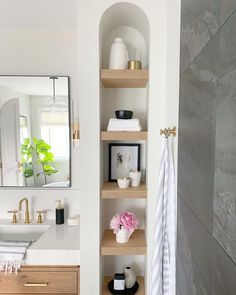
117, 178, 130, 189
116, 227, 131, 244
129, 171, 142, 187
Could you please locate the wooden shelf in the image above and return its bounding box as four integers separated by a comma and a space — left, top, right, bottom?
101, 131, 147, 141
101, 182, 147, 199
101, 230, 146, 256
102, 276, 145, 295
101, 69, 149, 88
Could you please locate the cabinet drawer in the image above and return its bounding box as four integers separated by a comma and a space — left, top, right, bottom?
0, 268, 78, 294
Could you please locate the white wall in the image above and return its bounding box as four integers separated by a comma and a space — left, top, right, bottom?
0, 0, 80, 221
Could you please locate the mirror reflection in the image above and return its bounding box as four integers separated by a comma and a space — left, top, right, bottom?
0, 76, 70, 188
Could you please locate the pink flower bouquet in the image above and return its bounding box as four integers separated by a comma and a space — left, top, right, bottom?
110, 211, 139, 234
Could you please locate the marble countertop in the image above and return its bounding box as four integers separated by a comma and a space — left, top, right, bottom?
0, 220, 80, 265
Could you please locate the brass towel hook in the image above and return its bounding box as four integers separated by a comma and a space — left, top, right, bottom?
160, 126, 176, 137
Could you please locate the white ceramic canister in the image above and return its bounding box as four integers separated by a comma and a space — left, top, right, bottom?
109, 38, 128, 69
129, 170, 142, 187
116, 227, 131, 244
124, 267, 136, 289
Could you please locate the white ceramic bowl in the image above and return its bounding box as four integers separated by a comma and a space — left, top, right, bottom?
117, 177, 131, 189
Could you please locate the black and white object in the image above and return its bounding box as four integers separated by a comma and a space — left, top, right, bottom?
113, 273, 125, 291
55, 199, 64, 225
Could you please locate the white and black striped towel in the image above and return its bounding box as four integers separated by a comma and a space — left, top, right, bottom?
0, 241, 31, 274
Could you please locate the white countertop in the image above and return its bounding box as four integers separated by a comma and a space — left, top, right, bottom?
0, 220, 80, 265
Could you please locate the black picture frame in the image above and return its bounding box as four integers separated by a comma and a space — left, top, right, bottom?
109, 143, 141, 182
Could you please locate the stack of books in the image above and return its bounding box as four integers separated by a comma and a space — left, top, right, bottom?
107, 118, 141, 131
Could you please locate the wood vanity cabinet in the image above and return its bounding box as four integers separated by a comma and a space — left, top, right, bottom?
0, 266, 80, 295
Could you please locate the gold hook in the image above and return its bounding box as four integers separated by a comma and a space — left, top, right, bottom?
160, 126, 176, 137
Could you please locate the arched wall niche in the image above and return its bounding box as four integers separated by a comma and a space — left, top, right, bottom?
98, 1, 150, 279
99, 2, 150, 69
99, 2, 150, 132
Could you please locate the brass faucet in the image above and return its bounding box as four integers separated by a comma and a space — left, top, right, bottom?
18, 198, 30, 224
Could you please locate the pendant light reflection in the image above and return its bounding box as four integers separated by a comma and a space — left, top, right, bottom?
50, 76, 58, 104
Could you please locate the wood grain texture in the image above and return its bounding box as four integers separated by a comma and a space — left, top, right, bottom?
101, 69, 149, 88
101, 230, 147, 255
101, 182, 147, 199
101, 131, 148, 141
102, 276, 145, 295
0, 266, 79, 294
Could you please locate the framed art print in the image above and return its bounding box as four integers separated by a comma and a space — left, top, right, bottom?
109, 143, 141, 181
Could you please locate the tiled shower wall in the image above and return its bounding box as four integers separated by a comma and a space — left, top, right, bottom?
177, 0, 236, 293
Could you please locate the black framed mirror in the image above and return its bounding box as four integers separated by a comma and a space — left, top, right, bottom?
0, 75, 71, 188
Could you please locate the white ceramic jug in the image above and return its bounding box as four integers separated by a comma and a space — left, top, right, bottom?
116, 227, 132, 243
109, 38, 128, 69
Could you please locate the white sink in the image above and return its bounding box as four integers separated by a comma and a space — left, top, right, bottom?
0, 224, 50, 242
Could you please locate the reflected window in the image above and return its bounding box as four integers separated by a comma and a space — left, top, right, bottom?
40, 111, 69, 159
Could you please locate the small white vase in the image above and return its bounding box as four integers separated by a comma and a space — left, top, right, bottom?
109, 38, 128, 69
124, 267, 136, 289
129, 171, 142, 187
116, 227, 131, 244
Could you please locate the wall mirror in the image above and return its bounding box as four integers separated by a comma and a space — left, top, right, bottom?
0, 76, 71, 188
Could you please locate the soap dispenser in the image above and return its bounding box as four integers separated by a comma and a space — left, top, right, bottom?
56, 199, 64, 225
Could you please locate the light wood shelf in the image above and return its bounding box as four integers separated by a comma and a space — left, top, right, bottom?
101, 131, 147, 141
101, 230, 146, 256
101, 69, 149, 88
102, 276, 145, 295
101, 182, 147, 199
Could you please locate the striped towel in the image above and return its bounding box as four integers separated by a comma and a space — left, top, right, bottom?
0, 241, 31, 274
149, 136, 176, 295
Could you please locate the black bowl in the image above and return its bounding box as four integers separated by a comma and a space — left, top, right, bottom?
115, 110, 133, 120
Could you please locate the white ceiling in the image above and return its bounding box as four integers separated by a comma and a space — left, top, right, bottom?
0, 76, 69, 96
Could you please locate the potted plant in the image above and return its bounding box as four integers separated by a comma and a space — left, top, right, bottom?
21, 137, 58, 185
110, 211, 139, 244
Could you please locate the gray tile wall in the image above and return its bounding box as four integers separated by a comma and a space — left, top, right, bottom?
178, 197, 236, 295
213, 11, 236, 264
177, 0, 236, 292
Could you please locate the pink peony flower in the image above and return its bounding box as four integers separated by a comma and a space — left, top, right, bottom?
110, 214, 121, 234
120, 211, 139, 233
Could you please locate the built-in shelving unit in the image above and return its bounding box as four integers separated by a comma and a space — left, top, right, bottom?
101, 182, 147, 199
101, 69, 149, 88
102, 276, 145, 295
101, 230, 147, 255
101, 131, 148, 141
100, 4, 150, 293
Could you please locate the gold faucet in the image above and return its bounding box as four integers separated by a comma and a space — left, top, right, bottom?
18, 198, 30, 224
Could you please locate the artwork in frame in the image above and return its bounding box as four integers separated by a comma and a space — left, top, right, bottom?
109, 143, 141, 181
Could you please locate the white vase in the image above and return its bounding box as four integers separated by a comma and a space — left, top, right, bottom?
109, 38, 128, 69
124, 267, 136, 289
116, 227, 131, 244
129, 171, 142, 187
